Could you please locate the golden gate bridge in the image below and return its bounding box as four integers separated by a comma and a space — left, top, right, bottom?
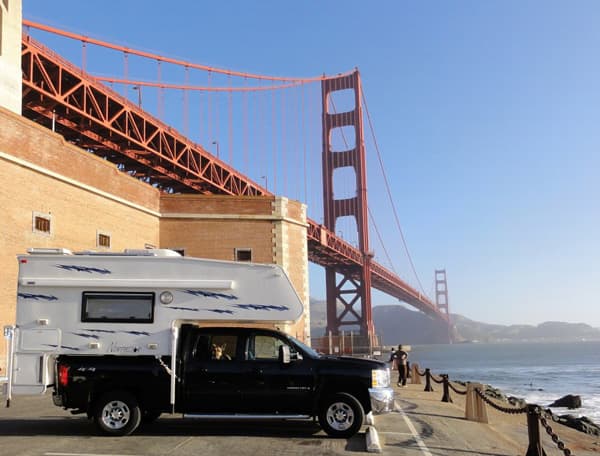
20, 19, 450, 344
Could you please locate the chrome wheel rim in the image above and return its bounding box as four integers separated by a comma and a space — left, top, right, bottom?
101, 400, 131, 430
325, 401, 355, 431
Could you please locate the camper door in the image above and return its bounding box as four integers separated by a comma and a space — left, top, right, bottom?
8, 327, 60, 395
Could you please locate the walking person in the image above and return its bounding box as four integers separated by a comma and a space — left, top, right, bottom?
391, 344, 408, 387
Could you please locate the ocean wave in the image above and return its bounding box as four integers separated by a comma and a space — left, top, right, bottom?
411, 341, 600, 425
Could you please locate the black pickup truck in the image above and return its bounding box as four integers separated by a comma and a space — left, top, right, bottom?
53, 325, 394, 437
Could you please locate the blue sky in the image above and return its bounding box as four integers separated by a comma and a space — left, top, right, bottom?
22, 1, 600, 327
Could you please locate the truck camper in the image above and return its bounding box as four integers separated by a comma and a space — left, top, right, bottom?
4, 248, 393, 437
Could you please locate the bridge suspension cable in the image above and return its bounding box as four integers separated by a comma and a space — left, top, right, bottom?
368, 207, 397, 274
361, 88, 427, 296
23, 19, 352, 83
328, 88, 399, 273
90, 76, 306, 92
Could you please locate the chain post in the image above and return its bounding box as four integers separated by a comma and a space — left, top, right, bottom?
424, 368, 434, 392
441, 374, 452, 403
525, 405, 547, 456
411, 362, 422, 385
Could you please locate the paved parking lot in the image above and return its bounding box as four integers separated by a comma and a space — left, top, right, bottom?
0, 394, 368, 456
6, 383, 594, 456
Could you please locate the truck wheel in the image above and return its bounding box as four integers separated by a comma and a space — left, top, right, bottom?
318, 392, 364, 438
94, 391, 141, 436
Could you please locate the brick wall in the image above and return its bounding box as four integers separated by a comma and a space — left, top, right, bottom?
0, 108, 160, 372
0, 107, 311, 373
160, 194, 310, 341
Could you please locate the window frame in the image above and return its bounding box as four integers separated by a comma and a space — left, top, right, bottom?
246, 332, 292, 361
192, 331, 239, 361
32, 211, 52, 236
234, 248, 252, 262
96, 230, 111, 249
81, 291, 155, 323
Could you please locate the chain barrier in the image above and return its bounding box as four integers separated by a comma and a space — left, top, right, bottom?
417, 367, 578, 455
448, 381, 468, 396
431, 374, 445, 384
540, 410, 574, 456
474, 387, 528, 415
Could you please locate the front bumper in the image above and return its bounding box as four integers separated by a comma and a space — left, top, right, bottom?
368, 387, 394, 414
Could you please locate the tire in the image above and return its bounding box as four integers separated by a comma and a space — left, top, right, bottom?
318, 392, 365, 438
93, 391, 141, 436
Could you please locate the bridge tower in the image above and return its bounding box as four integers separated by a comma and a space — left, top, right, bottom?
321, 70, 374, 344
435, 269, 451, 342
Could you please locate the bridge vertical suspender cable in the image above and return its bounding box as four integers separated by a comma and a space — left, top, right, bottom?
361, 88, 427, 296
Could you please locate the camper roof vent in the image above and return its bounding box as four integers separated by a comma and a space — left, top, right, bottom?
124, 249, 182, 257
27, 248, 73, 255
74, 249, 181, 257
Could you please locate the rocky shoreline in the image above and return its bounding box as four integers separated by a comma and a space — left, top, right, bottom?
480, 384, 600, 437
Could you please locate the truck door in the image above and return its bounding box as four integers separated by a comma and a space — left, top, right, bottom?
240, 332, 315, 414
181, 329, 243, 413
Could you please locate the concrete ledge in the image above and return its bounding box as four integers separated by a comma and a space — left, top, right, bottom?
366, 411, 375, 426
366, 426, 382, 453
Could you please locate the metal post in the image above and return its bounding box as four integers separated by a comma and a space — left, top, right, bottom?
424, 368, 434, 392
441, 374, 452, 403
328, 330, 332, 355
525, 405, 547, 456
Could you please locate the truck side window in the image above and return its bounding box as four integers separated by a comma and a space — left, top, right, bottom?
193, 333, 237, 361
251, 335, 286, 360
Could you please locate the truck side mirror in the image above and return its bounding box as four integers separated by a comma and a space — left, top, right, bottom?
279, 345, 291, 364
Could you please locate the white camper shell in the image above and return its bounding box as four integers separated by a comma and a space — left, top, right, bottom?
4, 248, 304, 401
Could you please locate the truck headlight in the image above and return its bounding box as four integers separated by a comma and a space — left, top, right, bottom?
371, 368, 390, 388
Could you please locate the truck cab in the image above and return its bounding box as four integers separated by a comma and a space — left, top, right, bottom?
53, 324, 393, 437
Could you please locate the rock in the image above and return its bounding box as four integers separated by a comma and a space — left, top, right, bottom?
483, 385, 507, 402
556, 414, 600, 437
507, 396, 526, 408
548, 394, 582, 409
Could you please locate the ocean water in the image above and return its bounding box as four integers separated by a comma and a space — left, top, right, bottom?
408, 341, 600, 423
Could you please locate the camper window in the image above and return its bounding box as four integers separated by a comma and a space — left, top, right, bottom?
81, 292, 154, 323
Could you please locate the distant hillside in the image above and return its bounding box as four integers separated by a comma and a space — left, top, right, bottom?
309, 299, 449, 344
309, 300, 600, 344
452, 314, 600, 343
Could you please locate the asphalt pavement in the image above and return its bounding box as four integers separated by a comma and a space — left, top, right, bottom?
1, 382, 598, 456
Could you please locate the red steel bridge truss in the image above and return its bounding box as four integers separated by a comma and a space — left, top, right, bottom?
20, 29, 449, 342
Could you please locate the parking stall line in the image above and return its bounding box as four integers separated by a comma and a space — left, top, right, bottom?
393, 402, 433, 456
45, 453, 144, 456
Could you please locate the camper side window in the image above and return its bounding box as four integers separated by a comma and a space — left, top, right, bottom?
81, 292, 154, 323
